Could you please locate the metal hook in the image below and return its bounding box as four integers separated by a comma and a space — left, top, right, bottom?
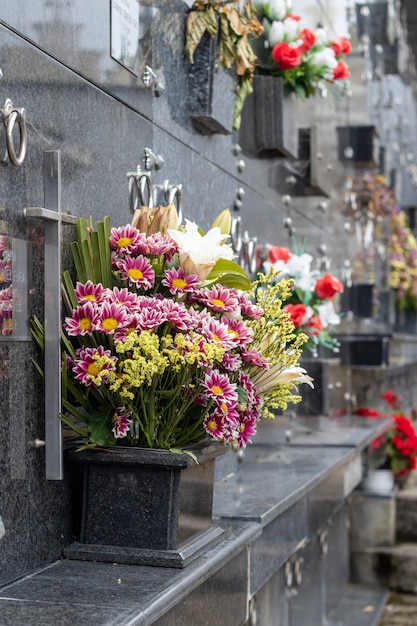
1, 98, 27, 166
152, 180, 183, 224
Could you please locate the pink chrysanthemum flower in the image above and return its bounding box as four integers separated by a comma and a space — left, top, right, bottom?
162, 267, 201, 295
135, 232, 178, 257
221, 352, 242, 372
200, 318, 236, 349
109, 225, 144, 253
237, 292, 264, 319
203, 412, 227, 439
64, 302, 99, 336
72, 345, 117, 386
107, 287, 141, 311
113, 312, 141, 340
235, 416, 258, 448
156, 299, 193, 331
116, 255, 155, 290
195, 285, 240, 313
203, 370, 238, 406
241, 348, 270, 369
96, 302, 129, 334
75, 281, 107, 305
221, 317, 254, 347
136, 306, 167, 331
112, 408, 132, 438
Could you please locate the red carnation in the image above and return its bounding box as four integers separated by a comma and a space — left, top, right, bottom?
331, 37, 352, 57
333, 61, 350, 80
272, 42, 302, 70
314, 273, 344, 299
284, 303, 308, 327
268, 246, 292, 263
299, 28, 316, 53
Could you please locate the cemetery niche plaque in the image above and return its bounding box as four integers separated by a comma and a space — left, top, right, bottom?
0, 236, 31, 341
111, 0, 140, 75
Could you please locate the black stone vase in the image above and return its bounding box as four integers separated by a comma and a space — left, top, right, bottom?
64, 441, 227, 568
393, 306, 417, 335
337, 333, 391, 367
188, 32, 235, 135
239, 74, 297, 159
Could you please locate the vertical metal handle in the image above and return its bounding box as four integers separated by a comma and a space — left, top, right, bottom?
25, 150, 77, 479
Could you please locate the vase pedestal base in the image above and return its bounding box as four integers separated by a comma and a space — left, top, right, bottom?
64, 525, 225, 568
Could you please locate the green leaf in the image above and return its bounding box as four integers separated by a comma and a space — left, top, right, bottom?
206, 258, 252, 290
88, 406, 115, 447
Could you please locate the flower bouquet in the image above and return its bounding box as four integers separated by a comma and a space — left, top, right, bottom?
263, 244, 344, 355
32, 206, 311, 452
0, 236, 13, 336
389, 206, 417, 312
358, 391, 417, 479
252, 0, 351, 98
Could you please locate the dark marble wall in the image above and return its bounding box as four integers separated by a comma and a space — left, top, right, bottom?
0, 0, 376, 585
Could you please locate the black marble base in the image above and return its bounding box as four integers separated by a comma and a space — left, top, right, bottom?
64, 525, 225, 568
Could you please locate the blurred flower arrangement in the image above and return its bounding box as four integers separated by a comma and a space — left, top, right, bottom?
0, 236, 13, 336
263, 244, 344, 355
389, 207, 417, 310
356, 391, 417, 477
32, 206, 311, 451
185, 0, 264, 130
251, 0, 351, 98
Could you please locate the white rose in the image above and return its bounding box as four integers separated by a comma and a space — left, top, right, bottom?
268, 20, 285, 45
265, 0, 287, 22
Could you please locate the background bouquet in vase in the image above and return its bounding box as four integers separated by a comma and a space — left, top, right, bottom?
252, 0, 351, 98
263, 243, 344, 356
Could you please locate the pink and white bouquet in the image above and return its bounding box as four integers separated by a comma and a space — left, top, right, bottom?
0, 236, 13, 336
264, 245, 344, 355
252, 0, 351, 98
33, 208, 311, 451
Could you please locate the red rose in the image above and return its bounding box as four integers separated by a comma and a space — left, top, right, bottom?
306, 315, 323, 336
331, 37, 352, 57
286, 14, 301, 22
299, 28, 316, 53
284, 303, 308, 327
314, 273, 344, 299
333, 61, 350, 80
268, 246, 292, 263
272, 42, 302, 70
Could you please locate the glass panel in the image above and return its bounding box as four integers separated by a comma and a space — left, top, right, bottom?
0, 236, 31, 341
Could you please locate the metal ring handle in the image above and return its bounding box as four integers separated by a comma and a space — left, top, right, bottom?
231, 216, 242, 254
128, 175, 140, 213
5, 108, 27, 167
167, 185, 183, 224
138, 172, 153, 208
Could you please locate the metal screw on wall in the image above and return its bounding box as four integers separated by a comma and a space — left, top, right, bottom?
141, 65, 165, 97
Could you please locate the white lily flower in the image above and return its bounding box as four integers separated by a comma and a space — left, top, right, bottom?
252, 364, 314, 394
168, 219, 235, 281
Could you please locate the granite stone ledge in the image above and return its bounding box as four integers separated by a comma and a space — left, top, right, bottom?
0, 521, 260, 626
